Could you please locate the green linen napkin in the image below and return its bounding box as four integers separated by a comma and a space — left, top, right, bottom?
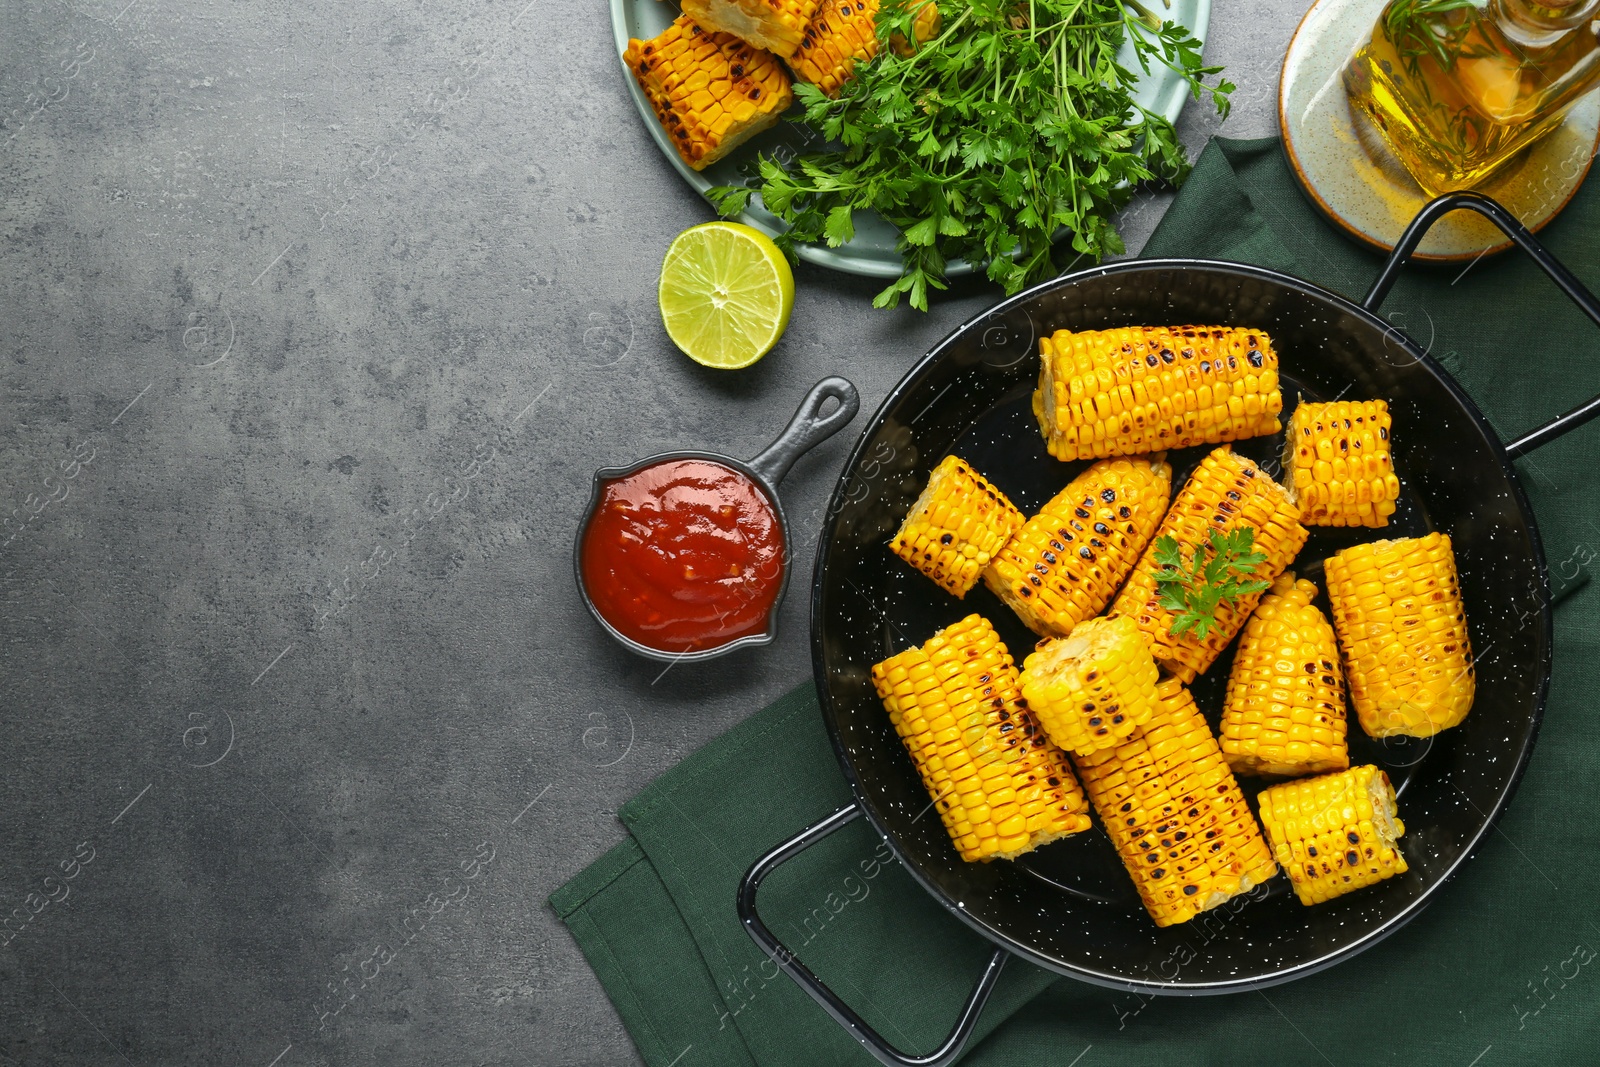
552, 137, 1600, 1067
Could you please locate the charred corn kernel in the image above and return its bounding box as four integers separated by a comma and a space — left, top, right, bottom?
1220, 573, 1350, 778
1110, 448, 1308, 683
872, 614, 1093, 862
1031, 326, 1284, 462
1324, 532, 1475, 738
890, 455, 1025, 597
681, 0, 821, 57
1284, 400, 1400, 527
1256, 765, 1407, 905
1019, 616, 1161, 755
1073, 678, 1278, 927
788, 0, 940, 95
624, 16, 793, 172
984, 456, 1172, 638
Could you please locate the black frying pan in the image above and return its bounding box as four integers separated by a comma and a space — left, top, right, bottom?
735, 193, 1600, 1067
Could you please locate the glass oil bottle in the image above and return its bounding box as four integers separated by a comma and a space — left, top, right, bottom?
1343, 0, 1600, 194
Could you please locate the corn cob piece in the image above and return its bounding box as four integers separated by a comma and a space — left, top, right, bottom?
682, 0, 821, 57
1032, 326, 1284, 462
1256, 765, 1408, 905
871, 614, 1093, 862
1073, 678, 1278, 927
787, 0, 940, 96
1323, 532, 1475, 738
983, 456, 1172, 638
624, 17, 793, 172
1109, 448, 1308, 683
788, 0, 877, 95
1220, 573, 1350, 778
1284, 400, 1401, 527
1019, 616, 1161, 756
889, 455, 1025, 597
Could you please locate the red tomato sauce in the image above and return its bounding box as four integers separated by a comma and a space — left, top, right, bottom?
581, 458, 785, 653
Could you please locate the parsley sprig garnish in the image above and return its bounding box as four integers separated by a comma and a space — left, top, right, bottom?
1152, 528, 1270, 640
707, 0, 1233, 311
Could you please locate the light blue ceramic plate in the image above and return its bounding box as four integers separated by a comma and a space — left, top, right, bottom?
612, 0, 1213, 277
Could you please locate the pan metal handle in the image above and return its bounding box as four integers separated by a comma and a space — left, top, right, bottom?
1361, 190, 1600, 459
736, 801, 1008, 1067
747, 376, 862, 489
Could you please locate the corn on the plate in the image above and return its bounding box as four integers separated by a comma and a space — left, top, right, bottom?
1256, 765, 1408, 905
1284, 400, 1401, 527
1032, 326, 1284, 462
624, 16, 793, 172
983, 455, 1171, 638
871, 614, 1093, 862
681, 0, 820, 57
1110, 447, 1308, 683
1019, 615, 1161, 756
889, 455, 1025, 597
788, 0, 941, 96
1324, 532, 1474, 738
1220, 573, 1350, 778
1073, 677, 1279, 927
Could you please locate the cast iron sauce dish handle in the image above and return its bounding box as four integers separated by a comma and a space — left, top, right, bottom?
1364, 190, 1600, 458
736, 190, 1600, 1067
736, 801, 1008, 1067
748, 376, 862, 492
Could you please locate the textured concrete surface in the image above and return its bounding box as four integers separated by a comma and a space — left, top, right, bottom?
0, 1, 1298, 1063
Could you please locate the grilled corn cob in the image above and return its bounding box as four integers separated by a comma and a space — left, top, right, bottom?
984, 456, 1172, 638
1285, 400, 1401, 527
1073, 678, 1279, 927
624, 17, 793, 172
682, 0, 820, 57
788, 0, 940, 96
1032, 326, 1284, 462
1256, 765, 1408, 905
1324, 532, 1475, 738
1110, 448, 1308, 683
889, 455, 1025, 597
1220, 573, 1350, 778
1019, 616, 1161, 756
871, 614, 1093, 862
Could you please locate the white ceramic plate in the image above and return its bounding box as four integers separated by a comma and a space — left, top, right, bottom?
612, 0, 1214, 277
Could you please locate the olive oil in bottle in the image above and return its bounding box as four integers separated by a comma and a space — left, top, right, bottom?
1343, 0, 1600, 194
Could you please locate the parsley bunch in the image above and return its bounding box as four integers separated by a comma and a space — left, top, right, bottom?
1151, 528, 1270, 640
707, 0, 1231, 310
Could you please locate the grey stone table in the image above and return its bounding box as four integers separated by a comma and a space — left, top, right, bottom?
0, 1, 1297, 1063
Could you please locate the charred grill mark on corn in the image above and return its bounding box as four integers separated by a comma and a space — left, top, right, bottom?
1256, 765, 1407, 905
681, 0, 821, 57
1073, 678, 1278, 927
788, 0, 941, 96
789, 0, 877, 95
1324, 532, 1475, 738
1284, 400, 1401, 527
1031, 326, 1284, 462
624, 16, 794, 172
871, 614, 1093, 862
1220, 573, 1350, 778
1110, 448, 1308, 683
889, 455, 1025, 597
983, 456, 1172, 638
1019, 615, 1161, 755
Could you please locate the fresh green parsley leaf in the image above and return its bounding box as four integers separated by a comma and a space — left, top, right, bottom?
1151, 528, 1273, 640
704, 0, 1231, 310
